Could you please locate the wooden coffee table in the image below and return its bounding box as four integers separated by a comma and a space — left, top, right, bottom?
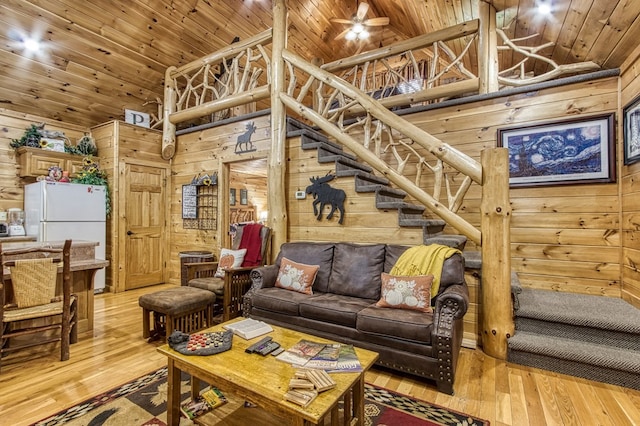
157, 319, 379, 425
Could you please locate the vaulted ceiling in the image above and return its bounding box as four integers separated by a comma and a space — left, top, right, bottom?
1, 0, 639, 128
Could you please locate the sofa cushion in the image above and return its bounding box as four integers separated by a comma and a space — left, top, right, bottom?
251, 287, 316, 316
384, 245, 410, 273
275, 257, 319, 294
376, 272, 434, 313
327, 243, 385, 300
215, 248, 246, 278
275, 243, 334, 293
299, 293, 373, 328
357, 306, 434, 344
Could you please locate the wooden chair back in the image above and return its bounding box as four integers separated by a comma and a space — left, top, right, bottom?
0, 240, 76, 372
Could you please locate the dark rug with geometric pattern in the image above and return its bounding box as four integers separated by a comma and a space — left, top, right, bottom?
32, 367, 489, 426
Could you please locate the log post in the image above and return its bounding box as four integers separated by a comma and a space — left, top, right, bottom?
161, 66, 177, 160
478, 1, 499, 94
268, 0, 288, 257
480, 148, 513, 359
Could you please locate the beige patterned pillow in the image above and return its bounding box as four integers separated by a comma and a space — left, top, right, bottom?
275, 257, 319, 294
215, 248, 247, 278
376, 272, 434, 313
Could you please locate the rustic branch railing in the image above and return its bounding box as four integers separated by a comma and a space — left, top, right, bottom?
282, 48, 482, 244
319, 20, 481, 115
161, 29, 273, 159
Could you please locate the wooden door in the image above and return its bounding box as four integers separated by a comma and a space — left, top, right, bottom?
124, 163, 166, 290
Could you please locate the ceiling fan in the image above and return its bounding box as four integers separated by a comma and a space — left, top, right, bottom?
331, 1, 390, 41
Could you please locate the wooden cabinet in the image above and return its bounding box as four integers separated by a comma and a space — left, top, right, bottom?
16, 147, 85, 178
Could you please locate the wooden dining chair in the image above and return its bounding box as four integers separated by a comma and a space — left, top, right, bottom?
0, 240, 77, 372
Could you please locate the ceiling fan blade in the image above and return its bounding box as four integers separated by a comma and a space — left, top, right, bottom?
364, 17, 390, 26
331, 18, 353, 24
334, 28, 351, 41
356, 2, 369, 21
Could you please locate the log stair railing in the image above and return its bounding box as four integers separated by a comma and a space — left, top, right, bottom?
286, 118, 469, 251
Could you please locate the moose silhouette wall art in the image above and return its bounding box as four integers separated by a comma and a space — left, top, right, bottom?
305, 173, 346, 224
235, 122, 257, 153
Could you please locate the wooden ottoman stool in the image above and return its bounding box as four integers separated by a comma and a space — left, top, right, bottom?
139, 286, 216, 341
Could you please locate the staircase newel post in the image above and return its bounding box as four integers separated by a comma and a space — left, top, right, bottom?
480, 148, 513, 359
269, 0, 289, 257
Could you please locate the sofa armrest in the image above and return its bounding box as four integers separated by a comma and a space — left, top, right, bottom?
433, 284, 469, 324
431, 283, 469, 395
250, 265, 279, 290
243, 264, 279, 317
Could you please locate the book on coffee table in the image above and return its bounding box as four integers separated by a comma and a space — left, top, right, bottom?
222, 318, 273, 339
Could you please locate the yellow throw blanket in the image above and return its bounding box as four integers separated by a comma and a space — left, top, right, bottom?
390, 244, 461, 299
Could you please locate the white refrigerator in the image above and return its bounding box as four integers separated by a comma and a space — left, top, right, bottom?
24, 181, 107, 292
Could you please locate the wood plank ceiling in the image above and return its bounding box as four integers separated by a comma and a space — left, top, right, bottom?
0, 0, 638, 128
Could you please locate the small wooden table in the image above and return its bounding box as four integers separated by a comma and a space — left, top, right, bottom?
157, 320, 379, 425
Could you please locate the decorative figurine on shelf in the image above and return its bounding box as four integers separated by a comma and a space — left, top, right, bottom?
59, 171, 70, 183
46, 166, 63, 181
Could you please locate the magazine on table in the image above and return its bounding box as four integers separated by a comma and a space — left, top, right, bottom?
327, 344, 362, 373
275, 339, 326, 366
304, 343, 341, 370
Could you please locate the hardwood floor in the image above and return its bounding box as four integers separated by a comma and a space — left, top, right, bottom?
1, 284, 639, 426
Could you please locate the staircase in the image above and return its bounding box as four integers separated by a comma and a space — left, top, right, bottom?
509, 275, 640, 390
287, 118, 467, 250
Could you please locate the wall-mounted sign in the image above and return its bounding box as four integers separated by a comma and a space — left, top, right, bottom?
182, 185, 198, 219
125, 109, 150, 128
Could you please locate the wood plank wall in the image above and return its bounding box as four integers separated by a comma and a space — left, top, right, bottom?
0, 109, 87, 211
620, 45, 640, 308
408, 77, 621, 299
170, 115, 272, 284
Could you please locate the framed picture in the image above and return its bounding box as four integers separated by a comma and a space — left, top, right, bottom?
230, 188, 236, 206
240, 189, 248, 205
497, 114, 616, 187
623, 95, 640, 165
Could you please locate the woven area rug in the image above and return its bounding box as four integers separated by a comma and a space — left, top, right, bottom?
33, 367, 488, 426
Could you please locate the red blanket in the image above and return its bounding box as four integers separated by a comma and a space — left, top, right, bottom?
239, 223, 263, 267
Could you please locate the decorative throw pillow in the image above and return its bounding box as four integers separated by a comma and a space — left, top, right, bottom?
215, 248, 247, 278
275, 257, 319, 294
376, 272, 434, 313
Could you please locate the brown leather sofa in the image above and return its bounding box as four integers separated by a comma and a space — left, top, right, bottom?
243, 242, 469, 394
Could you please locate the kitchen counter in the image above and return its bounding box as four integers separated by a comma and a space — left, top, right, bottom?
2, 240, 109, 334
0, 236, 37, 243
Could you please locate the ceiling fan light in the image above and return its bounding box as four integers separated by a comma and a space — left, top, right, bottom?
345, 30, 357, 41
23, 37, 41, 52
537, 1, 552, 15
352, 23, 365, 33
359, 30, 369, 39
